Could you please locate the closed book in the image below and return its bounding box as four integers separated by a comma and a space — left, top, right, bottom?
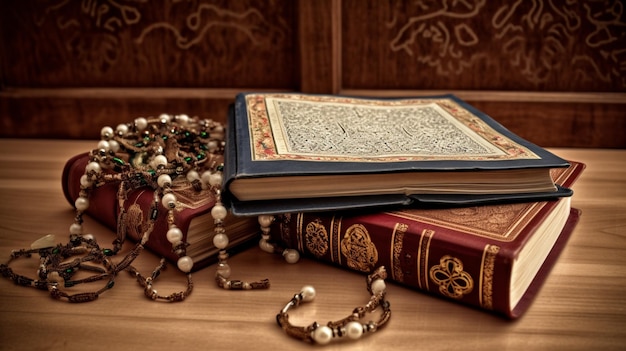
62, 152, 260, 271
271, 161, 584, 318
223, 93, 572, 215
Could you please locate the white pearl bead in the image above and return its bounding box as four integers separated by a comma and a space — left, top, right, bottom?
283, 249, 300, 264
162, 193, 177, 209
257, 215, 273, 228
177, 256, 194, 273
207, 140, 218, 151
85, 162, 101, 174
301, 285, 316, 302
213, 233, 229, 249
135, 117, 148, 131
100, 126, 114, 139
108, 140, 120, 152
216, 262, 231, 278
152, 155, 168, 168
176, 114, 189, 124
159, 113, 171, 124
157, 174, 172, 188
80, 174, 92, 187
312, 326, 333, 344
200, 171, 212, 185
75, 196, 89, 211
69, 223, 82, 235
97, 140, 110, 151
371, 279, 386, 295
82, 233, 95, 242
345, 321, 363, 340
47, 271, 64, 284
211, 204, 227, 220
186, 170, 200, 182
116, 123, 129, 135
208, 172, 222, 186
166, 227, 183, 244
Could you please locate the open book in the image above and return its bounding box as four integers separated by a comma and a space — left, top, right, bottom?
223, 93, 572, 215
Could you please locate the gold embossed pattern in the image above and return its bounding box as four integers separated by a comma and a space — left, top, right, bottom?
429, 255, 474, 299
304, 219, 329, 258
340, 224, 379, 273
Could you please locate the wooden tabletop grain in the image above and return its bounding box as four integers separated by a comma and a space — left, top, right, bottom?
0, 139, 624, 351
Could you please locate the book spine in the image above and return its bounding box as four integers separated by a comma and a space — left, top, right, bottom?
272, 211, 515, 316
222, 104, 239, 208
61, 153, 208, 268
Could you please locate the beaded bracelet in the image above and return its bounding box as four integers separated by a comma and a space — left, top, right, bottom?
0, 240, 116, 303
276, 266, 391, 344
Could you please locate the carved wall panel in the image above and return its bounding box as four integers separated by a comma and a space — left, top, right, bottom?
342, 0, 626, 91
2, 0, 296, 88
1, 0, 624, 147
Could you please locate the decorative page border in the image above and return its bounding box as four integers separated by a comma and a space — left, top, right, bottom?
245, 93, 540, 162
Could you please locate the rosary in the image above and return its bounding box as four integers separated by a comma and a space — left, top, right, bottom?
0, 114, 390, 343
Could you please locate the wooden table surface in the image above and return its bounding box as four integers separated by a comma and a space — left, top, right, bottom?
0, 139, 624, 351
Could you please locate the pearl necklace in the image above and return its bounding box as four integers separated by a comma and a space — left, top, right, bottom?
0, 114, 272, 301
276, 266, 391, 344
95, 114, 272, 295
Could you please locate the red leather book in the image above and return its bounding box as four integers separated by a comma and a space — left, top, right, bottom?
271, 161, 585, 318
62, 153, 260, 271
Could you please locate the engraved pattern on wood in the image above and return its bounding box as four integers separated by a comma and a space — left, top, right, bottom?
344, 0, 626, 91
3, 0, 294, 87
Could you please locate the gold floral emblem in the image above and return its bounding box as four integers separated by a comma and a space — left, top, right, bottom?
305, 219, 329, 257
340, 224, 378, 272
429, 255, 474, 299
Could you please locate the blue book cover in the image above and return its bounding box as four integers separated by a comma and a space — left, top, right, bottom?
223, 93, 572, 216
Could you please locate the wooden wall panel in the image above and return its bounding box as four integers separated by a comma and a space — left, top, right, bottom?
0, 0, 297, 140
298, 0, 341, 94
341, 0, 626, 92
1, 1, 296, 88
468, 100, 626, 148
1, 0, 625, 148
338, 0, 626, 148
0, 90, 233, 139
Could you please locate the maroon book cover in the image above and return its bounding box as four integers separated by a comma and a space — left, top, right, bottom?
272, 161, 585, 318
62, 153, 257, 271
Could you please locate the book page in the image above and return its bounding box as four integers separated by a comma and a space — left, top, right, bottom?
246, 94, 540, 162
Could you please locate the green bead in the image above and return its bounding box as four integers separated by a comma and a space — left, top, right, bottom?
102, 249, 114, 256
112, 157, 125, 166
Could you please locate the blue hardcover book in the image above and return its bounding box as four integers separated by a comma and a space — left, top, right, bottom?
223, 93, 572, 216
